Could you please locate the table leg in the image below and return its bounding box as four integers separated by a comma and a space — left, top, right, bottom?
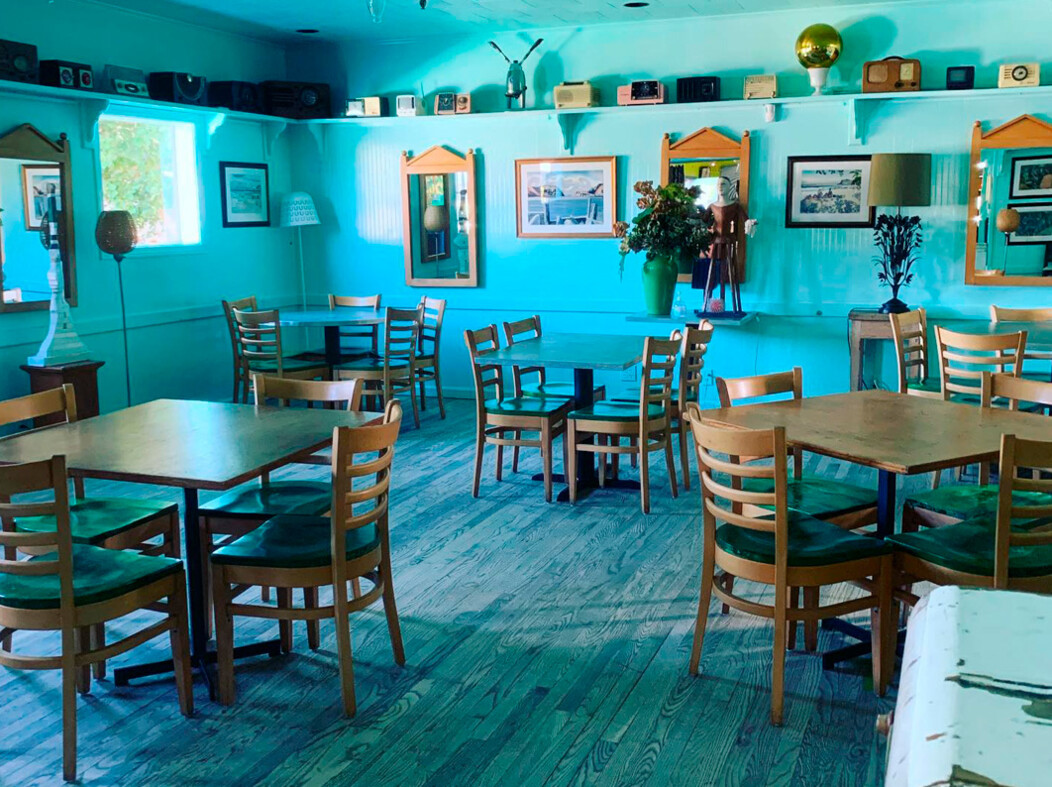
324, 325, 342, 368
849, 322, 863, 392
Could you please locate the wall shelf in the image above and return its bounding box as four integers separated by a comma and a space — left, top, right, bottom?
626, 312, 758, 327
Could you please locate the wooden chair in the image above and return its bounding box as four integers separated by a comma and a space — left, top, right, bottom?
667, 324, 713, 491
934, 325, 1026, 403
464, 325, 573, 503
990, 305, 1052, 382
0, 455, 192, 782
415, 295, 447, 419
211, 400, 405, 716
336, 307, 422, 428
889, 308, 939, 399
903, 372, 1052, 531
231, 308, 329, 402
222, 295, 257, 403
685, 409, 895, 724
329, 293, 383, 361
501, 315, 606, 401
567, 336, 679, 514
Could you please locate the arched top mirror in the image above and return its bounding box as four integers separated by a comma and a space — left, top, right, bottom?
0, 124, 76, 312
661, 127, 751, 283
966, 114, 1052, 286
401, 146, 478, 288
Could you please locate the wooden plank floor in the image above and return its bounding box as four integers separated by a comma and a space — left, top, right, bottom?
0, 399, 914, 786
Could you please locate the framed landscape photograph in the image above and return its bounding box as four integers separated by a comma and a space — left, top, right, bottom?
21, 164, 61, 231
1010, 155, 1052, 199
785, 155, 875, 228
219, 162, 269, 228
1006, 202, 1052, 245
515, 156, 617, 238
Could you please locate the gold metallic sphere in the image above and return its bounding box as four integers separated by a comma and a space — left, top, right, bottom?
795, 23, 843, 69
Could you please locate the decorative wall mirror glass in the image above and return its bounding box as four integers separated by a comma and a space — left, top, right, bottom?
0, 124, 76, 312
661, 127, 751, 284
401, 146, 478, 287
967, 114, 1052, 286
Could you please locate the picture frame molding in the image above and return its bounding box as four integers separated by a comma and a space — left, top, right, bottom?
21, 163, 61, 232
219, 161, 270, 228
514, 155, 618, 239
784, 154, 876, 229
1009, 153, 1052, 200
1005, 201, 1052, 245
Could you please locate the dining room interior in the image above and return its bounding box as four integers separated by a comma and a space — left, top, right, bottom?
0, 0, 1050, 784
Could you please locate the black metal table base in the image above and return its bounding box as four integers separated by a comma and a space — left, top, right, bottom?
113, 638, 282, 691
556, 478, 641, 503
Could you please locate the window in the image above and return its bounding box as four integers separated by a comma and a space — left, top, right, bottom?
98, 115, 201, 247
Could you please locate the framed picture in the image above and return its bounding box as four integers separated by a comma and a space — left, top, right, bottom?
1010, 155, 1052, 199
1006, 202, 1052, 245
785, 155, 875, 228
515, 156, 617, 238
219, 162, 269, 228
21, 164, 61, 231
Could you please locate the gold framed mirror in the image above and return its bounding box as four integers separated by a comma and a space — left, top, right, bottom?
966, 114, 1052, 286
401, 146, 478, 288
661, 127, 751, 284
0, 124, 76, 312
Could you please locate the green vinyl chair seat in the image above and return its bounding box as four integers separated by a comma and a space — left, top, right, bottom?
248, 357, 327, 374
569, 402, 665, 422
520, 381, 604, 400
15, 497, 178, 545
905, 484, 1052, 522
200, 481, 332, 520
0, 545, 181, 611
888, 517, 1052, 578
740, 477, 877, 517
336, 357, 409, 373
905, 378, 941, 396
483, 396, 571, 416
211, 514, 379, 569
611, 388, 679, 405
715, 511, 892, 568
293, 348, 374, 363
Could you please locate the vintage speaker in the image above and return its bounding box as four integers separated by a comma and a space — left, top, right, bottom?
677, 76, 720, 103
262, 81, 332, 119
0, 39, 38, 83
147, 72, 208, 105
208, 81, 263, 113
104, 65, 149, 96
40, 60, 94, 91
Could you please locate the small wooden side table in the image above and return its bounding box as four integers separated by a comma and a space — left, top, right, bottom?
20, 361, 105, 427
848, 309, 893, 391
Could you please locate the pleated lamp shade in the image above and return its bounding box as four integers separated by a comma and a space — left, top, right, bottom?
280, 192, 320, 227
95, 211, 138, 258
868, 154, 932, 207
423, 203, 449, 232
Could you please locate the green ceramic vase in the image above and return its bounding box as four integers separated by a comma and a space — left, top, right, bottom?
641, 256, 678, 316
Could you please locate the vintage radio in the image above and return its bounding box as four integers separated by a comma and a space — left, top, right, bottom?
862, 57, 921, 93
103, 65, 149, 97
455, 93, 471, 114
617, 80, 666, 106
148, 72, 208, 105
344, 96, 388, 117
946, 66, 975, 91
40, 60, 94, 91
677, 76, 720, 103
396, 95, 422, 116
0, 39, 38, 83
743, 74, 777, 100
434, 92, 471, 114
262, 81, 332, 119
554, 81, 599, 108
208, 81, 263, 113
998, 62, 1040, 88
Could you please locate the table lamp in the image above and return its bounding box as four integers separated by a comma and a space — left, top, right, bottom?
996, 207, 1020, 274
281, 192, 320, 308
868, 153, 932, 314
95, 210, 138, 406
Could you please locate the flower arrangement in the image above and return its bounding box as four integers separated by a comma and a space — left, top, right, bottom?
613, 181, 714, 278
872, 213, 922, 312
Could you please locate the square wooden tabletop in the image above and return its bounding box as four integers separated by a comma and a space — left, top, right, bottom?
483, 332, 645, 371
0, 399, 383, 490
698, 389, 1052, 475
277, 307, 384, 327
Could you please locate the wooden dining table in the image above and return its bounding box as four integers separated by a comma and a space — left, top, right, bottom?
0, 399, 382, 695
279, 306, 385, 366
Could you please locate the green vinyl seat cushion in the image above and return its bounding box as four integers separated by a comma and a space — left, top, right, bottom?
740, 477, 877, 518
904, 484, 1052, 522
335, 357, 409, 373
211, 514, 379, 569
293, 348, 374, 363
0, 545, 181, 610
905, 378, 941, 396
484, 396, 571, 416
569, 402, 665, 422
200, 481, 332, 520
611, 387, 678, 405
247, 357, 327, 374
15, 497, 177, 545
888, 517, 1052, 578
520, 381, 604, 399
716, 511, 892, 568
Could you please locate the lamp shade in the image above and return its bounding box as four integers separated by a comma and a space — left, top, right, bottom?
868, 154, 932, 207
997, 207, 1021, 234
423, 203, 449, 232
95, 211, 138, 257
280, 192, 320, 227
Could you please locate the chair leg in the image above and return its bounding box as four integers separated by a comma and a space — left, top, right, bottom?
567, 421, 579, 504
495, 443, 504, 482
352, 577, 362, 598
61, 627, 78, 783
408, 381, 420, 429
678, 420, 691, 492
541, 421, 554, 503
333, 577, 357, 717
261, 586, 271, 603
597, 436, 607, 488
721, 575, 733, 615
212, 567, 236, 706
664, 433, 679, 499
872, 559, 895, 697
433, 367, 446, 420
512, 430, 521, 474
90, 624, 105, 680
786, 587, 799, 650
611, 437, 620, 480
689, 538, 715, 675
170, 575, 194, 717
771, 579, 788, 726
418, 378, 427, 411
630, 437, 638, 468
277, 588, 293, 654
639, 439, 651, 514
304, 587, 320, 651
379, 549, 405, 666
472, 422, 485, 497
803, 587, 819, 652
76, 627, 91, 695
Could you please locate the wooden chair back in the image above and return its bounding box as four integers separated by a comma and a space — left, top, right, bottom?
0, 385, 77, 430
502, 315, 545, 397
222, 295, 257, 358
253, 375, 362, 411
232, 308, 285, 373
991, 305, 1052, 363
639, 336, 680, 424
934, 326, 1026, 401
993, 433, 1052, 588
981, 372, 1052, 412
464, 325, 505, 413
673, 323, 714, 407
384, 307, 422, 380
889, 308, 930, 393
418, 296, 446, 360
329, 294, 382, 356
715, 367, 803, 476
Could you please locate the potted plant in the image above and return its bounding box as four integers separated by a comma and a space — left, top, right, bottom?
873, 213, 922, 314
615, 181, 714, 316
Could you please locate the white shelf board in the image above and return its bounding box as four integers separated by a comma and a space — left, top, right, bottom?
626, 312, 758, 327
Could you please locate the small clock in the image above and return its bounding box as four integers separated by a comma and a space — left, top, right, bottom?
434, 92, 457, 115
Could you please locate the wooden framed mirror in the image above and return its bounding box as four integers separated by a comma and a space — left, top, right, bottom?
661, 127, 751, 284
966, 114, 1052, 286
401, 146, 478, 288
0, 124, 76, 312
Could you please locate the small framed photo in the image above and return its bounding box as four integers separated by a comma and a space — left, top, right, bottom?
785, 155, 875, 228
515, 156, 617, 238
219, 162, 270, 228
22, 164, 62, 231
1010, 155, 1052, 199
1006, 202, 1052, 245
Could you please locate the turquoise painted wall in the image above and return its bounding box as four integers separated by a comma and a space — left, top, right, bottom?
287, 0, 1052, 401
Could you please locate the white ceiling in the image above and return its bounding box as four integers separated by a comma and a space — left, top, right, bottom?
93, 0, 934, 42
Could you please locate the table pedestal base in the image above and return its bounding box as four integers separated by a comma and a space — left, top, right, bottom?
113, 638, 282, 689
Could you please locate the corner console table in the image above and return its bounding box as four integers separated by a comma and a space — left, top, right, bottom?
848, 309, 892, 391
20, 360, 105, 427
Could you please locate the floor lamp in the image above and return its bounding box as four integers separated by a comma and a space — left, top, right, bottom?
95, 211, 138, 407
280, 192, 320, 308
